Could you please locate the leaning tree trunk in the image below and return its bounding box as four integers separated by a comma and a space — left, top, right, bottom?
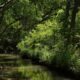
64, 0, 71, 45
60, 0, 79, 67
63, 0, 79, 47
70, 0, 79, 46
62, 0, 71, 48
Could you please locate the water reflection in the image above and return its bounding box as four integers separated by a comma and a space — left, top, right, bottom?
0, 54, 73, 80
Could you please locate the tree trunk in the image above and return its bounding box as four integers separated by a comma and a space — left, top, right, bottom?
70, 0, 79, 46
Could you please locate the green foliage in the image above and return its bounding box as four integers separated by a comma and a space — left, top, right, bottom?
17, 19, 61, 63
0, 0, 80, 75
70, 49, 80, 72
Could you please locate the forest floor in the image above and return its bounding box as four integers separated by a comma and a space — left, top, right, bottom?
0, 54, 73, 80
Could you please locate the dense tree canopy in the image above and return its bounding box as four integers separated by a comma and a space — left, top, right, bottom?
0, 0, 80, 74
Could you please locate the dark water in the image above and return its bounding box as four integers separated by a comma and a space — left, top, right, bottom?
0, 54, 74, 80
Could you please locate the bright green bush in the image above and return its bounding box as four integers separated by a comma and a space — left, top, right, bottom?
17, 19, 61, 63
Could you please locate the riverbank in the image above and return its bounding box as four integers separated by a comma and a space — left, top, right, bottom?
21, 54, 80, 80
0, 54, 79, 80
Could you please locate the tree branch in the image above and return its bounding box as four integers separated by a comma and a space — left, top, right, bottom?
0, 0, 16, 25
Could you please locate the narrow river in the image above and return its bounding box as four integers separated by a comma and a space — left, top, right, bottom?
0, 54, 75, 80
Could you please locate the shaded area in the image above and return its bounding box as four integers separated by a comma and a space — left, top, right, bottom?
0, 54, 75, 80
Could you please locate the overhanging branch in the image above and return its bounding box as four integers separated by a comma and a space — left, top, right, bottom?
0, 0, 16, 25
